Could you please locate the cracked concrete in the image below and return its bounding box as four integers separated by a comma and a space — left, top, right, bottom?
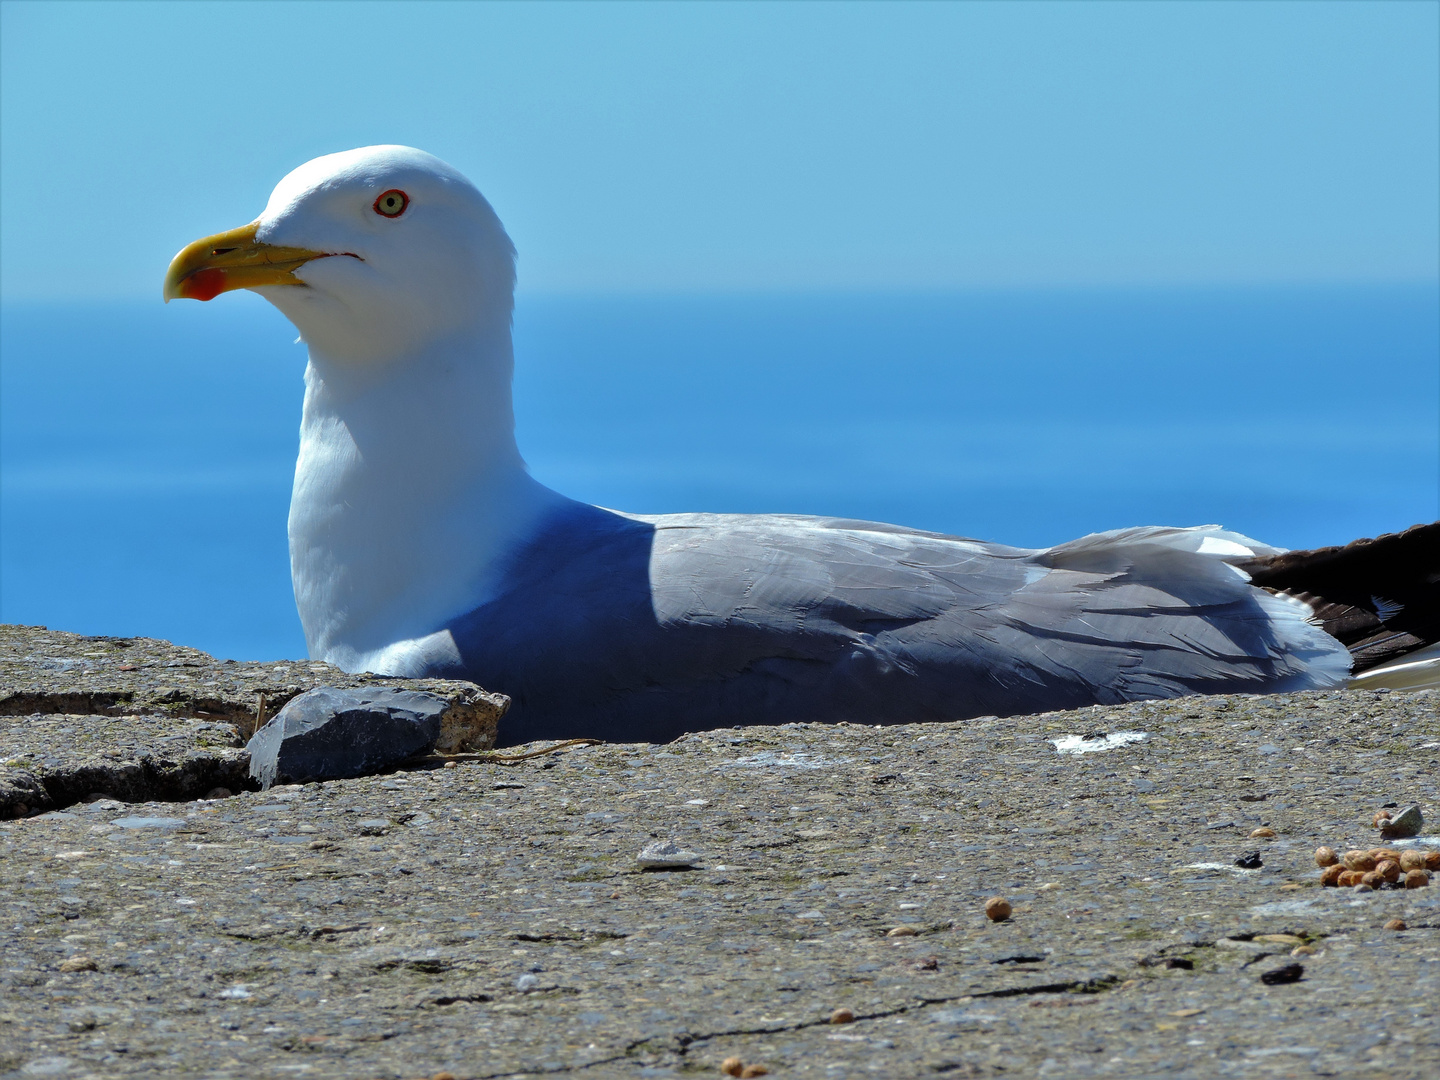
1, 625, 1438, 1078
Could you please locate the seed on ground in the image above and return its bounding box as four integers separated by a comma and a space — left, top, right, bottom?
721, 1057, 744, 1077
1314, 846, 1338, 867
1343, 850, 1376, 872
985, 897, 1012, 922
1249, 827, 1275, 839
830, 1007, 855, 1024
1404, 869, 1430, 889
1384, 919, 1407, 931
741, 1067, 769, 1078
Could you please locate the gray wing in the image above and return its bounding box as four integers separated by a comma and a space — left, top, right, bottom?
443, 503, 1348, 745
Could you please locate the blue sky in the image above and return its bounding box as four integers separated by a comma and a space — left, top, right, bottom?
1, 0, 1437, 300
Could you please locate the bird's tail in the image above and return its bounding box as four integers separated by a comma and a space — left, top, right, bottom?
1236, 522, 1440, 691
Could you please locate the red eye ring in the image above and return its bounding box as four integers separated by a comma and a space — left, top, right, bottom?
373, 189, 408, 218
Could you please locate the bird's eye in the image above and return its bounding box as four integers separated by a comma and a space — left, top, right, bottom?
373, 189, 409, 218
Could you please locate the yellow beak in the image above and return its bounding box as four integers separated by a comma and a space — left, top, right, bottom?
163, 221, 332, 302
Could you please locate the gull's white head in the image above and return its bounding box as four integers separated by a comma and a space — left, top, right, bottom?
164, 145, 516, 363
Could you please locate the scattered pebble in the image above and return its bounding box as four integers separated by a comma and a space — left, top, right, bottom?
1378, 805, 1423, 839
204, 787, 232, 800
1234, 851, 1263, 870
886, 925, 919, 937
57, 957, 97, 973
515, 973, 540, 991
1290, 945, 1314, 957
443, 761, 458, 770
636, 839, 700, 870
1314, 846, 1337, 867
1249, 827, 1275, 839
357, 819, 391, 836
830, 1007, 855, 1024
721, 1058, 744, 1077
1384, 919, 1407, 931
1259, 963, 1304, 985
984, 897, 1012, 922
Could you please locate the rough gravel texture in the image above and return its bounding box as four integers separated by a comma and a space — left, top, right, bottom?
1, 624, 1438, 1079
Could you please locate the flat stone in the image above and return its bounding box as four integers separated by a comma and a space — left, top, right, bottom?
246, 687, 451, 788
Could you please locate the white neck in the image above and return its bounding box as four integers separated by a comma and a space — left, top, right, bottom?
287, 323, 566, 673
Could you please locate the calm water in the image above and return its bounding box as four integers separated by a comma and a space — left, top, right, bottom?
3, 286, 1436, 661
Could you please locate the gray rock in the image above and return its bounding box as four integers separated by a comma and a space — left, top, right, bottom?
1378, 804, 1423, 839
246, 687, 449, 789
636, 838, 700, 869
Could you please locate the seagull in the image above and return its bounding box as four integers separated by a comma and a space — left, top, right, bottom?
164, 146, 1437, 744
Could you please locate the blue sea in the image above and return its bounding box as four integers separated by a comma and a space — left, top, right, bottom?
2, 286, 1436, 662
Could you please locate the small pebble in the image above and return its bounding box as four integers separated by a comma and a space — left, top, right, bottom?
1314, 846, 1338, 867
984, 897, 1012, 922
830, 1008, 855, 1024
515, 973, 539, 991
1384, 919, 1407, 931
1249, 827, 1275, 839
721, 1058, 744, 1077
886, 925, 919, 937
443, 761, 458, 770
58, 957, 97, 973
1353, 882, 1374, 893
1234, 851, 1263, 870
1290, 945, 1314, 957
741, 1067, 769, 1079
204, 787, 232, 800
1378, 805, 1423, 839
636, 839, 700, 870
1259, 963, 1304, 985
1404, 869, 1430, 889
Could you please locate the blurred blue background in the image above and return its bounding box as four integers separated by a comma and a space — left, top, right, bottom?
2, 2, 1437, 660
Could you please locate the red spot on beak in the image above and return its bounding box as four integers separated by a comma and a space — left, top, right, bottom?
183, 268, 228, 302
